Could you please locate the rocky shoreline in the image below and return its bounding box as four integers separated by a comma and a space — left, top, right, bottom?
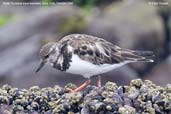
0, 79, 171, 114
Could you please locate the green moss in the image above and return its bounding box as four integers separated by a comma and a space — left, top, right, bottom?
0, 15, 13, 27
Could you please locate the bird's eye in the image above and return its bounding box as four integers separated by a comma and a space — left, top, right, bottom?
44, 55, 49, 59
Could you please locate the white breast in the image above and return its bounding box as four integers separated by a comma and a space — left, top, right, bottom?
66, 54, 129, 78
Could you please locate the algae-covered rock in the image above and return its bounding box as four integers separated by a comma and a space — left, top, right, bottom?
0, 79, 170, 114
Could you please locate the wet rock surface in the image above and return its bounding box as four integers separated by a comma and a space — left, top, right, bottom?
0, 79, 170, 114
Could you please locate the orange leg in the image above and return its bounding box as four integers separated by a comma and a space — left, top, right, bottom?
97, 75, 102, 87
67, 79, 91, 92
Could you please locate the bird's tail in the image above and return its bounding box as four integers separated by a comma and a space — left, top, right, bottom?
132, 51, 154, 57
121, 50, 154, 62
131, 50, 154, 62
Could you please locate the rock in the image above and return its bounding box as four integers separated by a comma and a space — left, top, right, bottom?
118, 105, 136, 114
130, 79, 143, 88
0, 79, 170, 113
105, 81, 118, 91
0, 6, 82, 49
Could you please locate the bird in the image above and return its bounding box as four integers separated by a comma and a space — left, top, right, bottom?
36, 34, 154, 92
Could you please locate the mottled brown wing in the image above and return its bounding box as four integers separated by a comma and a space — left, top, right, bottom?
59, 34, 153, 65
59, 34, 123, 65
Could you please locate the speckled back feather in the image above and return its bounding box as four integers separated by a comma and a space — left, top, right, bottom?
58, 34, 153, 65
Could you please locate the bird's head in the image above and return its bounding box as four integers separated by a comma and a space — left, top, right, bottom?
36, 42, 59, 73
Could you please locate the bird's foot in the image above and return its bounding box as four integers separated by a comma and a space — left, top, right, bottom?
67, 80, 91, 92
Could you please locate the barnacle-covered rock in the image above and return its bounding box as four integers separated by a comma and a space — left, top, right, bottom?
0, 89, 8, 96
14, 98, 28, 107
102, 91, 115, 98
13, 105, 24, 112
52, 104, 65, 113
146, 106, 155, 114
31, 101, 39, 110
144, 80, 156, 88
29, 86, 40, 92
88, 100, 104, 113
105, 81, 118, 91
106, 105, 112, 111
0, 96, 9, 104
165, 84, 171, 93
65, 83, 77, 90
0, 79, 170, 113
103, 93, 121, 104
139, 81, 160, 102
65, 92, 82, 104
2, 84, 12, 92
118, 105, 135, 114
130, 79, 143, 88
127, 86, 140, 99
53, 85, 64, 93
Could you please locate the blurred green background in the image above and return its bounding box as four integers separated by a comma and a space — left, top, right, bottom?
0, 0, 170, 88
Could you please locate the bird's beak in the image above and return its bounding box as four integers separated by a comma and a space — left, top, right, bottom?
35, 61, 46, 73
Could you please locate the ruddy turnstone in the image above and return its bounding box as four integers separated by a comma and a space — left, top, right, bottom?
36, 34, 154, 92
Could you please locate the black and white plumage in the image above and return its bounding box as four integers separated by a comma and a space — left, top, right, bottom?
36, 34, 154, 79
